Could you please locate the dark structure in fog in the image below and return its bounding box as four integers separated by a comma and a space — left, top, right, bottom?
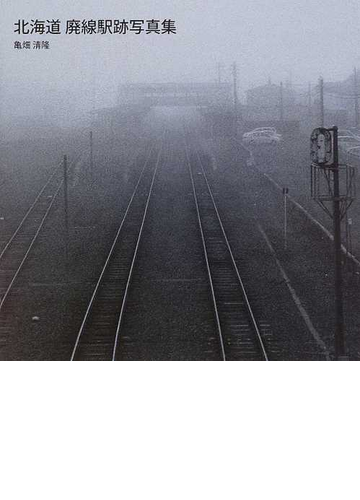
117, 82, 233, 108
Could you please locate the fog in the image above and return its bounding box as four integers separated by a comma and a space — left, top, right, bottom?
1, 0, 360, 132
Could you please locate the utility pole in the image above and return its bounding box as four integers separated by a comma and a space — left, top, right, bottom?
63, 154, 69, 272
308, 82, 312, 120
279, 81, 284, 128
331, 126, 345, 359
319, 76, 324, 127
232, 62, 239, 135
90, 130, 93, 180
354, 67, 359, 129
283, 187, 289, 250
217, 62, 222, 86
311, 125, 354, 360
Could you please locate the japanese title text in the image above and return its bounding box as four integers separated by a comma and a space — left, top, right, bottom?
14, 19, 177, 35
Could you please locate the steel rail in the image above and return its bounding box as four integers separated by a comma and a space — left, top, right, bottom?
0, 153, 83, 312
111, 143, 164, 361
195, 149, 269, 361
70, 141, 159, 361
0, 129, 138, 279
0, 181, 64, 311
0, 147, 87, 262
184, 139, 227, 361
0, 160, 63, 261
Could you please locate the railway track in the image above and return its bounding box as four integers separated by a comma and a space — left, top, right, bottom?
71, 139, 163, 361
185, 136, 269, 361
0, 159, 71, 312
0, 136, 151, 312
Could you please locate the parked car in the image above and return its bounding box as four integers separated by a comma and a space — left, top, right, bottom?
346, 127, 360, 137
338, 135, 360, 152
338, 129, 360, 141
252, 127, 277, 134
346, 145, 360, 158
243, 127, 278, 138
242, 130, 281, 146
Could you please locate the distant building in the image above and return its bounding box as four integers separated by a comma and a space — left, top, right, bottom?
323, 72, 358, 126
244, 79, 352, 132
246, 82, 296, 110
244, 82, 297, 123
118, 82, 233, 108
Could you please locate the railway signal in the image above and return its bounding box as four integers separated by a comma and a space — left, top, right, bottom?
310, 126, 356, 359
310, 127, 333, 166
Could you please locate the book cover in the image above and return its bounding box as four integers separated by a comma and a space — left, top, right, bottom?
1, 0, 359, 361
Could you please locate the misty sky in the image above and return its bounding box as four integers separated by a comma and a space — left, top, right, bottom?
1, 0, 360, 120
